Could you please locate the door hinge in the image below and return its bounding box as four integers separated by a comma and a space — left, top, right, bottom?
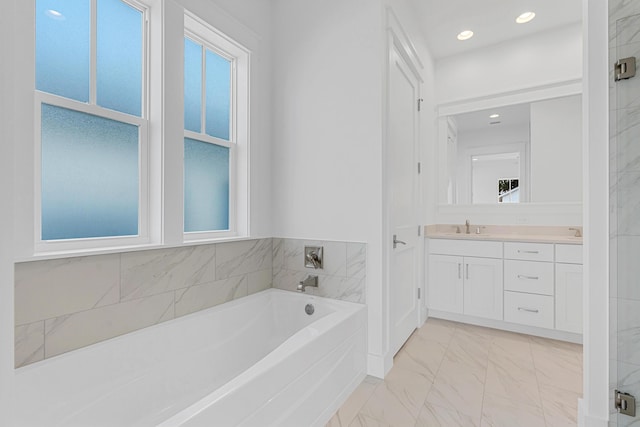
615, 57, 637, 81
418, 162, 421, 174
616, 390, 636, 417
417, 288, 421, 299
417, 98, 423, 112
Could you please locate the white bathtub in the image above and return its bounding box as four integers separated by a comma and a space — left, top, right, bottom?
13, 289, 367, 426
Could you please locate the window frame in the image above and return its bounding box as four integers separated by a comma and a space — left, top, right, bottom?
183, 12, 250, 242
34, 0, 151, 253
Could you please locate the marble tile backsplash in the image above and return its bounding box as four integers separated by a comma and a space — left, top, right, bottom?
272, 238, 366, 304
14, 237, 366, 368
14, 238, 273, 368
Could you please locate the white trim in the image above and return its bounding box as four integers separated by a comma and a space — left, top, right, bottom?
367, 352, 393, 379
437, 79, 583, 117
33, 0, 151, 254
428, 310, 583, 344
183, 11, 250, 242
581, 0, 610, 424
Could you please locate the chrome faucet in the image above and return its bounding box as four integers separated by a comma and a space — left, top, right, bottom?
465, 219, 470, 234
297, 275, 318, 292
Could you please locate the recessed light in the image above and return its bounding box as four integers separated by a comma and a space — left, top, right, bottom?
489, 113, 500, 119
45, 9, 65, 20
516, 11, 536, 24
457, 30, 474, 41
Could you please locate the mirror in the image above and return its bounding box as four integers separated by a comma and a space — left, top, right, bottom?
440, 94, 582, 205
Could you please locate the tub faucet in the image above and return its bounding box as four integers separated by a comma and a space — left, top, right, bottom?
297, 275, 318, 292
465, 219, 470, 234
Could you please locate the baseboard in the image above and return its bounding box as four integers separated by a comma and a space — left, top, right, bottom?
428, 310, 583, 344
578, 399, 610, 427
367, 352, 393, 379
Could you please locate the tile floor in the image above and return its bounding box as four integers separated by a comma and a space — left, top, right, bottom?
326, 318, 583, 427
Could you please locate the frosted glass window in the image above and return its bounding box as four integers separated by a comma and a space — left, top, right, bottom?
184, 138, 229, 232
205, 50, 231, 140
97, 0, 143, 116
36, 0, 90, 101
41, 104, 139, 240
184, 38, 202, 133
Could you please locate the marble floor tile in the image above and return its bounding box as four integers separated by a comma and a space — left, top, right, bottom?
357, 381, 417, 426
329, 376, 379, 427
414, 318, 457, 345
329, 319, 583, 427
415, 402, 481, 427
425, 358, 486, 419
481, 392, 546, 427
394, 333, 447, 383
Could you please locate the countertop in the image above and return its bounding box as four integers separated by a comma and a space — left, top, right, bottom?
424, 225, 583, 245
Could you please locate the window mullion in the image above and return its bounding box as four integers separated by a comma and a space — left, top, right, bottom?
201, 45, 206, 134
90, 0, 97, 105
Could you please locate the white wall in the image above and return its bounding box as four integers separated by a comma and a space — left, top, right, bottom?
271, 0, 387, 373
271, 0, 436, 375
530, 95, 583, 203
435, 23, 583, 105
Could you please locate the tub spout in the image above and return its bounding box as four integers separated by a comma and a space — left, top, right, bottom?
297, 275, 318, 292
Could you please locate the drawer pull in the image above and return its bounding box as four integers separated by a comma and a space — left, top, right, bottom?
518, 307, 540, 313
518, 250, 540, 254
517, 275, 539, 280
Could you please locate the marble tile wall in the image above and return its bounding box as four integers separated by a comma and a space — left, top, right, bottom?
14, 237, 366, 368
610, 2, 640, 426
272, 238, 366, 304
14, 238, 273, 368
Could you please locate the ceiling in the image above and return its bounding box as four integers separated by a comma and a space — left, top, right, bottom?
410, 0, 583, 60
456, 103, 530, 133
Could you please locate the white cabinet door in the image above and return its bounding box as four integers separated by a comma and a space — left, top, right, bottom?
463, 257, 504, 320
556, 263, 583, 334
428, 254, 463, 314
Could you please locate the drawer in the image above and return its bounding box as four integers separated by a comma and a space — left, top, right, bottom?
504, 291, 554, 329
504, 242, 554, 262
504, 260, 554, 296
556, 244, 583, 264
428, 239, 503, 258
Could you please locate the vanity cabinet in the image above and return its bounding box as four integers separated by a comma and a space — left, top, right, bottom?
427, 240, 503, 321
426, 238, 583, 340
503, 243, 555, 329
555, 244, 583, 334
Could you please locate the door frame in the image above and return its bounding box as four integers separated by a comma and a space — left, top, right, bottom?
382, 7, 425, 374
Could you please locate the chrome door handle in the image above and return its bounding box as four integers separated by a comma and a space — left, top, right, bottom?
393, 235, 406, 249
518, 250, 539, 254
458, 263, 461, 279
518, 307, 539, 313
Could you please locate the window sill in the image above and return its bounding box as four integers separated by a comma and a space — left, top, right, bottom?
17, 235, 255, 263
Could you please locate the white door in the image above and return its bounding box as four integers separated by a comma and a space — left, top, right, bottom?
463, 257, 503, 320
427, 254, 464, 313
388, 43, 420, 356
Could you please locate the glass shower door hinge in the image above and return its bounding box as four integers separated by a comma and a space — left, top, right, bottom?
615, 57, 636, 81
615, 389, 636, 417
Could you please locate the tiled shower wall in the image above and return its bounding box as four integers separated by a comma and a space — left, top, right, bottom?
15, 237, 366, 368
610, 1, 640, 426
273, 238, 366, 304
